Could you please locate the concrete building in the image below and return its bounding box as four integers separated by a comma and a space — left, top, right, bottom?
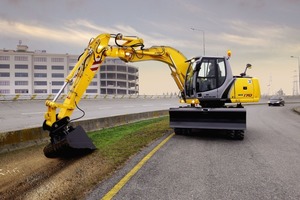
0, 43, 139, 95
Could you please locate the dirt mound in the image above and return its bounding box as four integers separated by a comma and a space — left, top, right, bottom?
0, 144, 112, 199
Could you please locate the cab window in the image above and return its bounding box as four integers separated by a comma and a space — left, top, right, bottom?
196, 58, 226, 92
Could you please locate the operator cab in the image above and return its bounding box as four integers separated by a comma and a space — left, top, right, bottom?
184, 56, 234, 107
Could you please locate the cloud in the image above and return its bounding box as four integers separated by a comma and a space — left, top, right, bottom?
221, 33, 268, 47
176, 0, 204, 13
66, 20, 197, 52
236, 0, 266, 9
3, 0, 22, 5
0, 18, 194, 56
219, 19, 300, 51
0, 19, 83, 44
0, 19, 136, 48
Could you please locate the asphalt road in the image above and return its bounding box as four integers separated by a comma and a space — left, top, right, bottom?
0, 98, 181, 133
87, 103, 300, 200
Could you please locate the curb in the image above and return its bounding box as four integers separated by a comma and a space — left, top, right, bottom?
0, 110, 169, 154
293, 107, 300, 115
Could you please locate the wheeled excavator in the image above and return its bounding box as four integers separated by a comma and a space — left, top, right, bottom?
42, 33, 260, 158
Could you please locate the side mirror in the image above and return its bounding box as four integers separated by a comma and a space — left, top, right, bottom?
240, 63, 252, 77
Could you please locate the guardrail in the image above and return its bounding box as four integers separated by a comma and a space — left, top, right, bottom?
1, 94, 300, 101
0, 94, 179, 101
0, 110, 169, 154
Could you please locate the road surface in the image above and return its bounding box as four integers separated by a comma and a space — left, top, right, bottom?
87, 103, 300, 200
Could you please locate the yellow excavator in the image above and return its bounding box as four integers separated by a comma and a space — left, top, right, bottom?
42, 33, 260, 157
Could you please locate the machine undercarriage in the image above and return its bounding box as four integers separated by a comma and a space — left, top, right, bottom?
169, 106, 246, 140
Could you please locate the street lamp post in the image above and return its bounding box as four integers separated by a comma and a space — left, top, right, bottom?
291, 56, 300, 95
191, 28, 205, 55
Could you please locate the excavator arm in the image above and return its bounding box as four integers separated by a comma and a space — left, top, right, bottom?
42, 33, 196, 157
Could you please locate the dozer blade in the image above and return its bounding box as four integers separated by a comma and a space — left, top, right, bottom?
44, 125, 96, 158
169, 107, 246, 131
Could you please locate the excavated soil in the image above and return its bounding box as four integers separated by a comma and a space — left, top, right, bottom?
0, 144, 113, 200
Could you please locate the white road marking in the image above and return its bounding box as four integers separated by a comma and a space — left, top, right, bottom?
142, 104, 153, 107
98, 107, 113, 110
123, 105, 135, 108
21, 112, 44, 115
21, 110, 92, 115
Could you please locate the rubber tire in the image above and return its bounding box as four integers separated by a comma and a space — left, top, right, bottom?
234, 131, 244, 140
174, 128, 191, 135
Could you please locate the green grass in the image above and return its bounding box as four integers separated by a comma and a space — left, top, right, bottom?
89, 116, 171, 165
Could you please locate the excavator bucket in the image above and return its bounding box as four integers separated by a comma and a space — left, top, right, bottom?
64, 126, 96, 149
169, 107, 246, 135
43, 125, 96, 158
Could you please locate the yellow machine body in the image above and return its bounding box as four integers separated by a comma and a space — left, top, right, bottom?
230, 77, 261, 103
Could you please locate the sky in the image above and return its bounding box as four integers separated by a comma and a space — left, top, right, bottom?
0, 0, 300, 95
